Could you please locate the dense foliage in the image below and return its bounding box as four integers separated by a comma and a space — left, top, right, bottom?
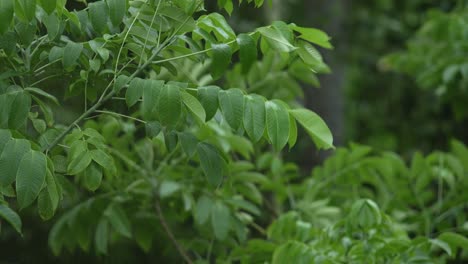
1, 0, 468, 263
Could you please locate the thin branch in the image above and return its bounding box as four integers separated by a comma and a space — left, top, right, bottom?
154, 197, 193, 264
95, 110, 146, 124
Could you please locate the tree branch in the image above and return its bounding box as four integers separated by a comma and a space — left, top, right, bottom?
154, 197, 193, 264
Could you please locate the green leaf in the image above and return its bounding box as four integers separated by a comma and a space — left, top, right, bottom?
211, 201, 231, 240
157, 84, 182, 127
288, 114, 297, 149
430, 239, 452, 257
90, 149, 116, 176
89, 1, 109, 34
290, 24, 333, 49
179, 132, 198, 158
181, 91, 206, 123
83, 162, 103, 191
0, 204, 22, 234
25, 87, 59, 105
126, 78, 145, 107
43, 13, 61, 40
237, 33, 257, 73
159, 181, 181, 199
297, 41, 326, 72
257, 26, 296, 52
107, 0, 127, 26
348, 199, 382, 229
14, 0, 36, 23
211, 44, 232, 79
63, 42, 83, 69
145, 121, 162, 138
265, 100, 290, 150
67, 148, 92, 175
218, 88, 244, 130
197, 143, 225, 186
104, 204, 132, 238
141, 80, 163, 120
48, 215, 67, 256
272, 241, 313, 264
0, 0, 14, 34
289, 108, 333, 150
0, 90, 32, 130
95, 218, 109, 255
198, 86, 220, 121
438, 232, 468, 254
38, 0, 57, 14
0, 129, 12, 153
0, 139, 31, 187
243, 94, 265, 142
194, 195, 213, 225
38, 170, 60, 220
16, 150, 47, 209
113, 75, 129, 93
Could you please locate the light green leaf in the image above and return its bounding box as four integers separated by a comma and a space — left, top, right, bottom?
83, 162, 103, 191
107, 0, 126, 26
290, 24, 333, 49
289, 108, 333, 150
237, 33, 257, 73
243, 94, 265, 142
197, 143, 225, 186
198, 85, 220, 121
95, 218, 109, 255
194, 195, 213, 225
63, 42, 83, 69
218, 88, 244, 130
104, 204, 132, 238
0, 0, 14, 34
159, 181, 181, 199
126, 78, 145, 107
89, 1, 109, 34
265, 100, 289, 150
157, 84, 181, 127
181, 91, 206, 123
0, 204, 22, 234
0, 138, 31, 187
16, 150, 47, 209
43, 13, 61, 40
211, 201, 231, 240
211, 43, 232, 79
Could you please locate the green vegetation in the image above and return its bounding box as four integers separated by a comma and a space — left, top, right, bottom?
1, 0, 468, 263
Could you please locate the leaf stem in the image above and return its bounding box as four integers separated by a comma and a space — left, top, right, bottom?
95, 110, 146, 124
